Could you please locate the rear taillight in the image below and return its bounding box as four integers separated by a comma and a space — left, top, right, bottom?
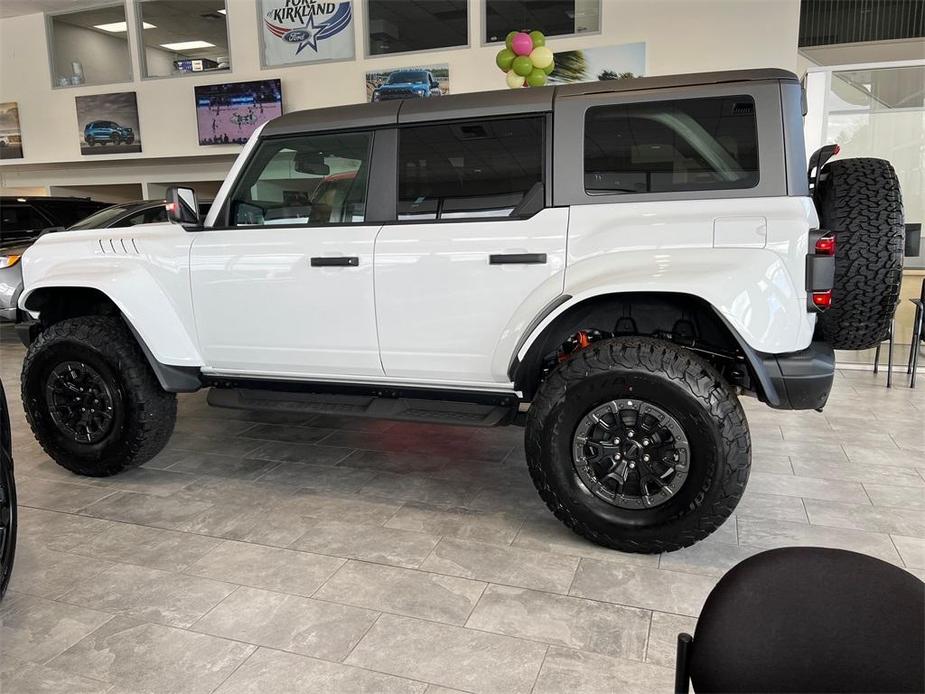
809, 232, 836, 311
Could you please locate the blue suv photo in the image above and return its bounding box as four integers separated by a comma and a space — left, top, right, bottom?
84, 120, 135, 146
372, 70, 443, 102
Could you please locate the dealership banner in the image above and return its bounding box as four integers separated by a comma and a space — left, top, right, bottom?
260, 0, 355, 66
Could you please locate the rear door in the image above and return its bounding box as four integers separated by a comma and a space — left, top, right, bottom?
374, 115, 568, 384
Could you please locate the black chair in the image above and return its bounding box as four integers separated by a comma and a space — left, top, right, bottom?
907, 276, 924, 388
873, 318, 896, 387
675, 547, 924, 693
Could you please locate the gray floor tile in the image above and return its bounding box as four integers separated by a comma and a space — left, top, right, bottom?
16, 476, 117, 513
15, 507, 114, 552
891, 535, 925, 569
734, 490, 808, 523
657, 539, 765, 578
214, 646, 427, 694
420, 538, 579, 593
186, 540, 345, 597
804, 499, 925, 536
737, 517, 903, 563
346, 613, 547, 694
750, 454, 793, 475
286, 489, 404, 526
239, 423, 335, 444
747, 471, 871, 504
69, 522, 223, 572
255, 461, 377, 492
0, 655, 112, 694
863, 483, 925, 510
88, 467, 200, 497
0, 592, 113, 664
166, 432, 264, 458
245, 440, 353, 466
290, 519, 440, 568
7, 542, 116, 599
385, 502, 525, 546
165, 452, 280, 481
842, 445, 924, 468
79, 491, 214, 530
48, 617, 254, 694
57, 562, 236, 628
569, 560, 716, 617
533, 646, 675, 694
467, 584, 649, 660
314, 560, 486, 625
790, 458, 925, 487
359, 474, 482, 507
646, 612, 697, 668
191, 586, 379, 661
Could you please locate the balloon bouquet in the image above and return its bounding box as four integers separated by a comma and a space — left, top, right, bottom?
495, 30, 554, 88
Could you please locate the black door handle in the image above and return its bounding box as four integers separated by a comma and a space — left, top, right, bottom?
489, 253, 547, 265
311, 256, 359, 267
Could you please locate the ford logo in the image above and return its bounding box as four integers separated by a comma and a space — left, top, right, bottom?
283, 30, 309, 43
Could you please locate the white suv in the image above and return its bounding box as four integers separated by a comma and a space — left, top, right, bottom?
15, 69, 905, 553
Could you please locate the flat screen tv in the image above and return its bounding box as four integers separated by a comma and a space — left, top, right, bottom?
195, 78, 282, 146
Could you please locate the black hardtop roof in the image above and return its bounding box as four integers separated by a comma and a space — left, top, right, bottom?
264, 68, 797, 137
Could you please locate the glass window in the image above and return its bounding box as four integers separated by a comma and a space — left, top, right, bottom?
47, 4, 132, 88
398, 117, 544, 221
0, 204, 52, 234
367, 0, 467, 56
228, 132, 372, 227
123, 206, 168, 226
485, 0, 600, 43
584, 96, 759, 195
136, 0, 229, 78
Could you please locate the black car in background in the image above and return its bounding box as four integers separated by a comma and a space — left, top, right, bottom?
0, 196, 111, 247
0, 378, 15, 599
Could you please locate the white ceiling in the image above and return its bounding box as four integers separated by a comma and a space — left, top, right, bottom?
0, 0, 104, 19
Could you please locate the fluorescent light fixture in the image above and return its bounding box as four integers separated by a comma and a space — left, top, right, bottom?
217, 8, 226, 14
160, 40, 215, 51
94, 21, 156, 32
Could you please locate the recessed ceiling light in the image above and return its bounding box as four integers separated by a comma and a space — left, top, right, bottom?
94, 21, 156, 32
217, 8, 226, 14
160, 40, 215, 51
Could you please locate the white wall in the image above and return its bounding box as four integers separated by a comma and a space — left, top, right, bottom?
49, 20, 132, 86
0, 0, 801, 186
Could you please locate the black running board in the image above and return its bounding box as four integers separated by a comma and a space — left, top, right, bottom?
206, 385, 518, 427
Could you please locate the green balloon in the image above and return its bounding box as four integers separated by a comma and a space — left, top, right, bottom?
526, 68, 548, 87
543, 61, 555, 75
496, 48, 515, 71
512, 55, 533, 77
529, 30, 546, 47
505, 31, 518, 50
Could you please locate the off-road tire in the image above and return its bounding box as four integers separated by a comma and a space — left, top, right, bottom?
21, 316, 176, 477
525, 337, 750, 553
816, 158, 905, 350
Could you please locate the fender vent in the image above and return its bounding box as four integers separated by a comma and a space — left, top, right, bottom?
97, 238, 140, 255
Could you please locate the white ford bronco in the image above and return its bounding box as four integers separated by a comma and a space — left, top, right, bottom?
16, 69, 905, 553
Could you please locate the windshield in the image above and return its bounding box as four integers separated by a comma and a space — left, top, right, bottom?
67, 204, 133, 230
388, 71, 427, 84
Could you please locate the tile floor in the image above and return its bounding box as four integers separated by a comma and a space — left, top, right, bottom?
1, 331, 923, 694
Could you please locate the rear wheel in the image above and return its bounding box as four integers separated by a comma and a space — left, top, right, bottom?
816, 158, 905, 350
525, 337, 750, 553
21, 316, 176, 477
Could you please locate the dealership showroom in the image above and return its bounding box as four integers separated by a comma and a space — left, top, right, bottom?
1, 0, 924, 692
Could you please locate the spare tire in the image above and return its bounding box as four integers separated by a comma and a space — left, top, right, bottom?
815, 158, 905, 350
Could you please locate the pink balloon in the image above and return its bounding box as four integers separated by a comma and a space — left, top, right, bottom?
511, 32, 533, 56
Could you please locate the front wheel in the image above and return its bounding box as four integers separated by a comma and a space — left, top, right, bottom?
21, 316, 177, 477
525, 337, 750, 554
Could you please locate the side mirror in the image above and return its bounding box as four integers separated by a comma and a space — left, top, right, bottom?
165, 186, 200, 226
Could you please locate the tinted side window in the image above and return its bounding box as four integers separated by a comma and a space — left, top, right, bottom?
0, 204, 51, 232
584, 96, 759, 194
228, 132, 372, 227
398, 117, 544, 220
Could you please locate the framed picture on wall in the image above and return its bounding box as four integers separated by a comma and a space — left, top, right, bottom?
0, 102, 23, 160
366, 64, 449, 103
75, 92, 142, 156
259, 0, 355, 67
195, 79, 283, 146
549, 42, 646, 84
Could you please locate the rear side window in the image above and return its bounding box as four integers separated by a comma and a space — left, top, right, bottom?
584, 96, 759, 195
398, 117, 544, 221
0, 204, 51, 233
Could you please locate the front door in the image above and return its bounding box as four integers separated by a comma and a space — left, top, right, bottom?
374, 116, 567, 384
190, 130, 383, 378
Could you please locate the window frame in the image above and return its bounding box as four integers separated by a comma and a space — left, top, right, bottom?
553, 81, 788, 207
134, 0, 232, 81
363, 0, 470, 59
393, 113, 551, 225
46, 1, 135, 90
480, 0, 603, 46
219, 128, 378, 230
